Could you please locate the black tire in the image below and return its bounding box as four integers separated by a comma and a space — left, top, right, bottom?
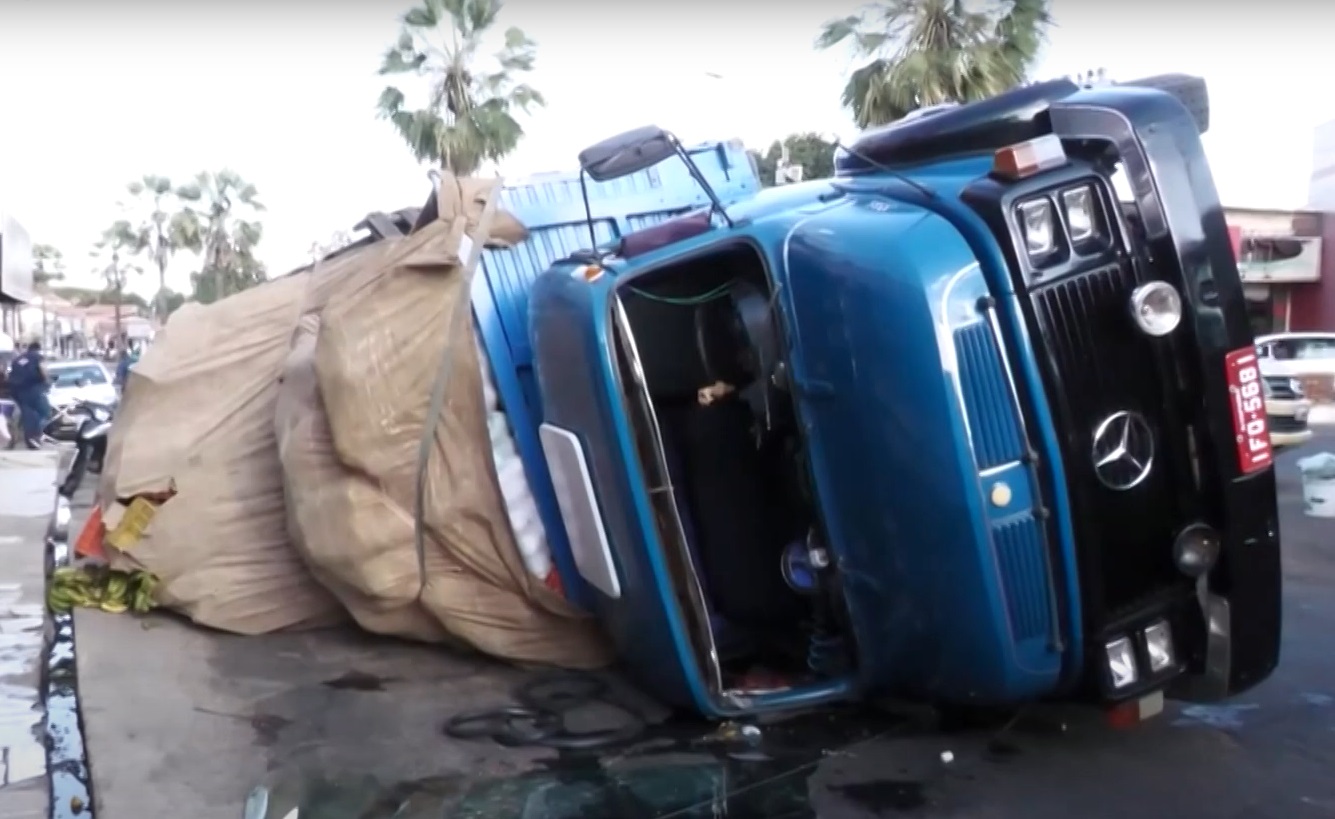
60, 446, 90, 498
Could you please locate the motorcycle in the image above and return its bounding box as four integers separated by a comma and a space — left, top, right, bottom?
57, 400, 114, 499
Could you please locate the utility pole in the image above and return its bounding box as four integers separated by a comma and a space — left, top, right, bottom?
111, 251, 123, 348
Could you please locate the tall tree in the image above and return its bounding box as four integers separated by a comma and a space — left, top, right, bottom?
376, 0, 544, 174
121, 175, 203, 319
751, 133, 838, 188
817, 0, 1052, 128
189, 170, 267, 304
92, 223, 145, 345
32, 244, 65, 285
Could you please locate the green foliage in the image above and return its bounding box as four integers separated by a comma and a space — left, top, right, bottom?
750, 133, 838, 188
49, 286, 148, 310
119, 175, 203, 316
161, 289, 187, 315
189, 170, 267, 303
376, 0, 544, 173
32, 244, 65, 285
817, 0, 1052, 127
91, 222, 143, 298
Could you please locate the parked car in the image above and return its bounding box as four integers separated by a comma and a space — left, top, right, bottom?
1256, 332, 1335, 392
44, 359, 118, 440
1264, 375, 1312, 449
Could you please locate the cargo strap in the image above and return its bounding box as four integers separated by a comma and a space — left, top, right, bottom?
411, 177, 502, 603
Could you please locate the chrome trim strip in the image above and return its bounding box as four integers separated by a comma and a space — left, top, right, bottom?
608, 293, 727, 700
980, 461, 1024, 479
937, 263, 983, 457
982, 301, 1034, 450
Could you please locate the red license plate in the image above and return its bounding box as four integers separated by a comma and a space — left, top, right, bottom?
1225, 347, 1273, 474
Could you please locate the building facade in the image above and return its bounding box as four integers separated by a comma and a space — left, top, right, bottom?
1223, 206, 1326, 336
0, 213, 34, 337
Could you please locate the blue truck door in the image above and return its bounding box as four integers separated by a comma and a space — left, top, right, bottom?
473, 140, 759, 609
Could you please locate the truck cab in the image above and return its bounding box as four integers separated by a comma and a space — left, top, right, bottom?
503, 77, 1281, 720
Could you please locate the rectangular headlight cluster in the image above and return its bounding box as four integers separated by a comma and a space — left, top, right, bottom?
1014, 183, 1103, 266
1105, 620, 1176, 689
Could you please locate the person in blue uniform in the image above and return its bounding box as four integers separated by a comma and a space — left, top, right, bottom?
7, 341, 51, 449
115, 343, 139, 388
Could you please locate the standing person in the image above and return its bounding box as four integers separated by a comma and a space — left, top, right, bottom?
7, 339, 51, 449
115, 341, 139, 390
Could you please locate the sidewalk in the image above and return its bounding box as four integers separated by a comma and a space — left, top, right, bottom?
0, 450, 60, 819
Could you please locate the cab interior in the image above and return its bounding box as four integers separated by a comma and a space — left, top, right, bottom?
607, 238, 856, 701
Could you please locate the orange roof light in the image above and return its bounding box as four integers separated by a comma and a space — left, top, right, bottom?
992, 134, 1068, 181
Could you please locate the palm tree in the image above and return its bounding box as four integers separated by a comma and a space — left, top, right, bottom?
375, 0, 544, 174
92, 224, 144, 345
189, 170, 266, 304
817, 0, 1052, 128
121, 175, 202, 318
31, 244, 65, 285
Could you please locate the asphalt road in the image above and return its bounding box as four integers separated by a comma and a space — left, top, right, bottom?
72, 434, 1335, 819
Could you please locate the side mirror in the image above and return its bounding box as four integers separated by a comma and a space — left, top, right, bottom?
578, 126, 678, 182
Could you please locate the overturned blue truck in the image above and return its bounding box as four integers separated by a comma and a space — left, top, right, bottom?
461, 74, 1279, 721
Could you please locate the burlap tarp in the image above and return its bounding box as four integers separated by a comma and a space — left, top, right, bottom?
277, 174, 612, 668
275, 316, 448, 642
98, 273, 345, 635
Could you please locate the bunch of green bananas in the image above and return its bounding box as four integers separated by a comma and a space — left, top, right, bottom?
47, 566, 159, 615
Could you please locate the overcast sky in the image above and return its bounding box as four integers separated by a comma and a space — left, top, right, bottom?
1, 0, 1332, 297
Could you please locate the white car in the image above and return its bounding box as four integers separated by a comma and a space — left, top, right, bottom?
1255, 332, 1335, 385
47, 359, 118, 410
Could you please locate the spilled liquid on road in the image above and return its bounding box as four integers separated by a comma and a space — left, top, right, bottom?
43, 498, 97, 819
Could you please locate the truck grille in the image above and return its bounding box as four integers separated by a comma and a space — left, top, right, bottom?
954, 323, 1026, 470
1264, 376, 1298, 401
1269, 414, 1308, 434
1027, 264, 1188, 614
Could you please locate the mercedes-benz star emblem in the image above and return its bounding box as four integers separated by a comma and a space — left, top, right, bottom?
1091, 410, 1155, 491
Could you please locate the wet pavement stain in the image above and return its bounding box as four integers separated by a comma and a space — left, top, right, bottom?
192, 707, 294, 747
0, 587, 47, 786
251, 714, 293, 747
832, 780, 927, 812
43, 508, 97, 819
323, 671, 393, 692
247, 704, 928, 818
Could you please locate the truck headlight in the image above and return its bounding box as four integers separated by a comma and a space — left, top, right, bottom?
1143, 621, 1175, 673
1106, 637, 1138, 689
1129, 281, 1182, 337
1060, 186, 1096, 243
1017, 199, 1056, 259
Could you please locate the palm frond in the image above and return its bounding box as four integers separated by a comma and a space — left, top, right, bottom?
816, 15, 863, 50
402, 2, 438, 29
822, 0, 1052, 127
380, 45, 427, 75
377, 86, 407, 116
377, 0, 542, 171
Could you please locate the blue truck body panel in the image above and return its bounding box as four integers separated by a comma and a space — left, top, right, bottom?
502, 81, 1282, 719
